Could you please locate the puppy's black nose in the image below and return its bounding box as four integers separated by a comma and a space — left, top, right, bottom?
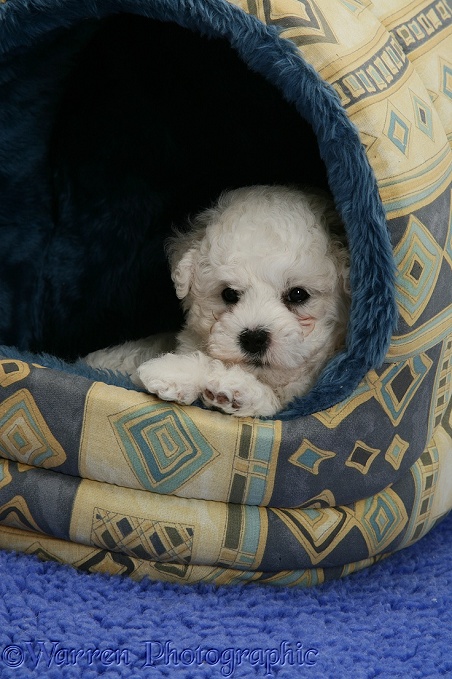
239, 328, 270, 356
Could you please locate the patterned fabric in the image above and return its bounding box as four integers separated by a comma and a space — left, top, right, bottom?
0, 0, 451, 585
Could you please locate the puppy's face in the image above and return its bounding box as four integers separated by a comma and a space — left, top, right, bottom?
169, 187, 349, 383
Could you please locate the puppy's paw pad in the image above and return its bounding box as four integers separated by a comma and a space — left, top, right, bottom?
202, 385, 247, 415
203, 372, 280, 417
204, 389, 241, 409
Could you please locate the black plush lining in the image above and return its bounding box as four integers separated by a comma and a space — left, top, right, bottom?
37, 15, 327, 359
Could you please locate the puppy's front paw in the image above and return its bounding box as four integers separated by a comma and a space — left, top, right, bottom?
202, 386, 243, 414
202, 368, 280, 417
135, 355, 201, 405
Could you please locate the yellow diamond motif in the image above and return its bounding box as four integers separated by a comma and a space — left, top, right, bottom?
0, 460, 12, 491
375, 505, 390, 533
300, 489, 336, 509
385, 435, 409, 470
0, 390, 66, 468
289, 439, 335, 475
355, 490, 408, 554
346, 440, 380, 474
0, 360, 30, 388
371, 355, 433, 426
0, 494, 41, 532
394, 215, 442, 326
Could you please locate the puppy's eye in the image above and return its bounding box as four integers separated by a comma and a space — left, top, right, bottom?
285, 287, 310, 304
221, 287, 240, 305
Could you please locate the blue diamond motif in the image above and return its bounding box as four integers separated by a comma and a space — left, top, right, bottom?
387, 109, 410, 153
368, 497, 396, 542
412, 94, 434, 139
297, 448, 323, 470
111, 404, 218, 492
443, 64, 452, 100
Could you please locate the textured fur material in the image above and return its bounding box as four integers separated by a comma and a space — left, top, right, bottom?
0, 513, 450, 678
0, 0, 397, 418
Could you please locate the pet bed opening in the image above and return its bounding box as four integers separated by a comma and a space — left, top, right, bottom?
0, 2, 397, 417
46, 15, 329, 360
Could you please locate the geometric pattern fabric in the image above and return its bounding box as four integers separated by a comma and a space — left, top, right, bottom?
0, 0, 451, 585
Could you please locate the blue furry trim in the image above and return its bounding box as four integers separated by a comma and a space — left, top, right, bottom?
0, 0, 398, 419
0, 345, 141, 391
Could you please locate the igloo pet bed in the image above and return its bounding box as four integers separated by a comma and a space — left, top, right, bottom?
0, 0, 451, 586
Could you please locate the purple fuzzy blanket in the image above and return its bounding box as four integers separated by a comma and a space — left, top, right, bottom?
0, 513, 450, 679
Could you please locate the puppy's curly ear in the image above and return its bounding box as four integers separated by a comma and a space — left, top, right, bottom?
171, 247, 198, 300
166, 227, 204, 301
166, 204, 213, 301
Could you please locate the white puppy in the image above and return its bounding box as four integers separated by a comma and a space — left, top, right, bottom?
85, 186, 350, 416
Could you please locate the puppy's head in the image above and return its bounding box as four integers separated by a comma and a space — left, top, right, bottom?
168, 185, 349, 385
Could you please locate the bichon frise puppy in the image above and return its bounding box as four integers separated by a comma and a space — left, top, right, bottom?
85, 185, 350, 416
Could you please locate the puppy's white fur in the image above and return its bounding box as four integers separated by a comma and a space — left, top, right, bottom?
85, 186, 350, 416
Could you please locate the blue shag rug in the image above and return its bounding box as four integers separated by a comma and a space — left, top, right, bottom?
0, 515, 450, 679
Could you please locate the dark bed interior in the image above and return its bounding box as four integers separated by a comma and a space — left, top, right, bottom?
43, 15, 327, 359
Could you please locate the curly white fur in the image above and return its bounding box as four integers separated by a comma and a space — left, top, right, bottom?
85, 185, 350, 417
